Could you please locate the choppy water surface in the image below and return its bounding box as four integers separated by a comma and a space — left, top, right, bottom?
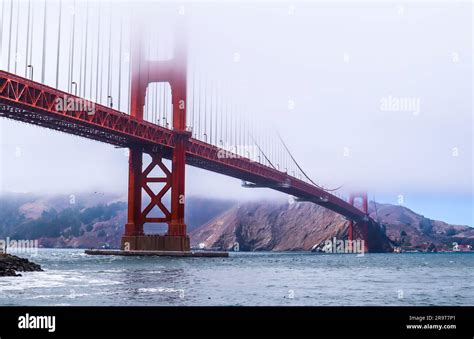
0, 249, 472, 306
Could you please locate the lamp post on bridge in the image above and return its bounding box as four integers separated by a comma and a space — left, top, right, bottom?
71, 82, 77, 95
27, 65, 34, 80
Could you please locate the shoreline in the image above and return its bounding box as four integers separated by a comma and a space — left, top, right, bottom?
7, 247, 473, 254
0, 253, 43, 277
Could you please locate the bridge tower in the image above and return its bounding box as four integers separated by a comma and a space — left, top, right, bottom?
348, 192, 369, 252
121, 22, 191, 252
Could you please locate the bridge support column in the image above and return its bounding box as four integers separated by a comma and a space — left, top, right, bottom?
121, 20, 190, 252
348, 192, 369, 252
168, 131, 190, 236
124, 147, 144, 236
121, 150, 190, 252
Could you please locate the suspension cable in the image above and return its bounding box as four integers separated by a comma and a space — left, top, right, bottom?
275, 131, 343, 192
249, 133, 276, 170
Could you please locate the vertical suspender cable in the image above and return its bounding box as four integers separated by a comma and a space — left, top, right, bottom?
232, 106, 236, 148
41, 0, 47, 83
244, 111, 247, 155
242, 112, 245, 156
83, 1, 89, 97
157, 35, 162, 124
223, 96, 227, 145
215, 85, 218, 144
229, 104, 233, 147
160, 44, 164, 125
154, 33, 159, 123
0, 0, 4, 69
100, 18, 106, 105
145, 35, 151, 121
88, 3, 96, 101
95, 2, 101, 102
78, 13, 84, 96
156, 35, 161, 124
209, 82, 213, 144
242, 111, 245, 155
160, 83, 164, 125
127, 15, 132, 113
214, 84, 218, 144
118, 16, 123, 111
153, 35, 157, 124
235, 106, 239, 149
240, 108, 244, 155
190, 62, 196, 131
220, 87, 223, 143
152, 85, 156, 124
68, 0, 76, 92
162, 38, 167, 126
55, 0, 62, 88
236, 106, 239, 149
13, 0, 19, 74
240, 110, 247, 157
145, 33, 152, 121
202, 76, 206, 140
163, 75, 168, 126
155, 34, 159, 123
197, 72, 202, 137
28, 0, 34, 71
89, 7, 94, 100
24, 0, 31, 77
7, 0, 13, 71
143, 36, 147, 120
226, 97, 230, 145
106, 5, 112, 104
269, 130, 273, 166
240, 107, 243, 155
244, 112, 247, 155
155, 82, 159, 123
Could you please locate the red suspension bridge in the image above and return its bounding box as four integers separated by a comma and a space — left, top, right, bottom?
0, 1, 382, 253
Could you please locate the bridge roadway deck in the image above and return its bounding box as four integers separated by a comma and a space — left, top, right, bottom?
0, 70, 369, 222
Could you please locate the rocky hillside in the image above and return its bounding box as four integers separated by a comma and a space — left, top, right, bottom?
0, 193, 232, 249
367, 202, 474, 251
190, 200, 473, 252
190, 201, 392, 252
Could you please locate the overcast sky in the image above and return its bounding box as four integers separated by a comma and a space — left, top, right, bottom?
0, 1, 472, 226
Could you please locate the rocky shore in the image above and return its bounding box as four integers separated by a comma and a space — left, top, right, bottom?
0, 253, 43, 277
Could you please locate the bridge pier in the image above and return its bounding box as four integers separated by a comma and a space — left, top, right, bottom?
122, 148, 190, 252
121, 235, 190, 252
120, 21, 191, 253
124, 147, 144, 237
348, 192, 369, 252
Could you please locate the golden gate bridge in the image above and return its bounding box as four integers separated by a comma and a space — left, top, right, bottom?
0, 0, 383, 254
